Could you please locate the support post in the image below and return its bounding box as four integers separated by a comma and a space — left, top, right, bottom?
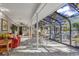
36, 13, 39, 49
29, 26, 32, 39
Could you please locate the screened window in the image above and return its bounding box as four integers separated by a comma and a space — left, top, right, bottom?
57, 4, 79, 17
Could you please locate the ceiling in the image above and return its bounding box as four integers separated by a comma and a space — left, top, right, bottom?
0, 3, 40, 26
32, 3, 64, 25
0, 3, 64, 26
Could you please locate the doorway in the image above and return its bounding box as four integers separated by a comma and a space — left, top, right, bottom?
19, 26, 23, 35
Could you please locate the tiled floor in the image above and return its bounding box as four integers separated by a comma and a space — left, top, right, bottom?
3, 36, 79, 56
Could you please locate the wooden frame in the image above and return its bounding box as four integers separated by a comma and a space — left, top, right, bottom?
1, 18, 8, 31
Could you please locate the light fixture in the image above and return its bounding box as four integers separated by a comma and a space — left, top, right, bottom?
0, 7, 10, 12
0, 12, 4, 18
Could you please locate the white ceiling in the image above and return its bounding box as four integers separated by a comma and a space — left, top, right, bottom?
0, 3, 64, 26
32, 3, 64, 25
0, 3, 40, 25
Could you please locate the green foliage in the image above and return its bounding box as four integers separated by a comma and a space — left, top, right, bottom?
63, 27, 70, 31
73, 22, 79, 35
11, 24, 17, 33
73, 22, 79, 28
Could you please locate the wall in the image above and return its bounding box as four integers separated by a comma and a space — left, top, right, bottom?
0, 12, 13, 33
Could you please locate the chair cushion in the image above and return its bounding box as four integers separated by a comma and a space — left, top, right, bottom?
9, 36, 20, 48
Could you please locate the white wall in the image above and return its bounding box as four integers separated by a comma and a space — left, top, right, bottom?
0, 12, 13, 33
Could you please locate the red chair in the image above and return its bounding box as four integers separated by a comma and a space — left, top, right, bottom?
9, 35, 21, 48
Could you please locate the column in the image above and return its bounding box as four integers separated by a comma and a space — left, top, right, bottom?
36, 13, 39, 49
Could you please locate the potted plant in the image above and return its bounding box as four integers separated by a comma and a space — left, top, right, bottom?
11, 24, 17, 34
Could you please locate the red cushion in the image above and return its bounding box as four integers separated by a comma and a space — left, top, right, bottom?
9, 36, 20, 48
